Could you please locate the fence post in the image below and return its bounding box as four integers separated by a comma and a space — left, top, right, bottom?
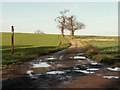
11, 26, 14, 54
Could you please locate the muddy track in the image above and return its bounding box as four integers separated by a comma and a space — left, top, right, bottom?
2, 38, 120, 89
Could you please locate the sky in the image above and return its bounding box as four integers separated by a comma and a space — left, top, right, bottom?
1, 2, 118, 36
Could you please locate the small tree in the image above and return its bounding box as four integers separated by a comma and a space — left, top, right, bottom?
55, 9, 69, 37
35, 29, 45, 34
66, 15, 85, 37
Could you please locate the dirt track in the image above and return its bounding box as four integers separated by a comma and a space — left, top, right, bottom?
2, 37, 120, 89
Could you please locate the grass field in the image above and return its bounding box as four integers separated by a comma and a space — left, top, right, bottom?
85, 41, 119, 58
2, 32, 70, 67
75, 35, 118, 39
76, 36, 119, 65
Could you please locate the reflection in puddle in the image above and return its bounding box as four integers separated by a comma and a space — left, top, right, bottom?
87, 59, 102, 66
103, 76, 120, 79
46, 60, 57, 64
27, 70, 33, 74
59, 56, 63, 60
32, 62, 51, 68
90, 62, 100, 65
73, 70, 95, 74
46, 57, 56, 60
26, 70, 37, 79
73, 67, 80, 70
83, 64, 102, 68
73, 56, 86, 60
87, 68, 99, 71
107, 67, 120, 72
46, 71, 65, 75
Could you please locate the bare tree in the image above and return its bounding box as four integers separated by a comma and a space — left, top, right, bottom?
55, 9, 85, 37
55, 9, 69, 37
66, 15, 85, 37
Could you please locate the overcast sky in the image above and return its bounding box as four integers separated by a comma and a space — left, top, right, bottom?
1, 2, 118, 36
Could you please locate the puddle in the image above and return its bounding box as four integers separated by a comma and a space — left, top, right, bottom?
90, 62, 100, 65
73, 65, 99, 73
90, 62, 98, 65
103, 75, 120, 79
27, 70, 33, 74
3, 49, 120, 89
87, 68, 99, 71
83, 64, 103, 68
73, 67, 80, 70
46, 71, 65, 75
74, 65, 87, 70
32, 62, 51, 68
87, 58, 101, 65
73, 56, 86, 60
26, 70, 37, 79
77, 60, 82, 62
87, 59, 103, 67
46, 60, 57, 64
73, 70, 95, 74
107, 67, 120, 72
46, 57, 56, 60
59, 56, 63, 60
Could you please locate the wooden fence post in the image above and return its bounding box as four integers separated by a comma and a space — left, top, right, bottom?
11, 26, 14, 54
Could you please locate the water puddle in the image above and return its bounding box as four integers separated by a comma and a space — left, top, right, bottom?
46, 57, 56, 60
26, 70, 37, 79
73, 70, 95, 74
46, 71, 65, 75
27, 70, 33, 74
87, 58, 101, 65
32, 62, 51, 68
107, 67, 120, 72
59, 56, 63, 60
46, 60, 57, 64
2, 49, 120, 89
90, 62, 99, 65
103, 75, 120, 79
87, 68, 99, 71
73, 56, 86, 60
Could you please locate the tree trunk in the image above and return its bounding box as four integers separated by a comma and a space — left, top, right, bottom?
70, 30, 74, 37
61, 28, 64, 37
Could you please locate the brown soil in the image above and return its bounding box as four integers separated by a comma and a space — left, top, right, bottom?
59, 74, 119, 88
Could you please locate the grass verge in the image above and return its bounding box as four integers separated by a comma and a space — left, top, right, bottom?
75, 36, 119, 65
2, 32, 71, 68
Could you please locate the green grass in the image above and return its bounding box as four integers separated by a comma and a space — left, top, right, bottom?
75, 35, 119, 65
2, 32, 70, 67
85, 41, 119, 57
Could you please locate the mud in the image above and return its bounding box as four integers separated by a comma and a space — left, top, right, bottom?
2, 47, 120, 89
